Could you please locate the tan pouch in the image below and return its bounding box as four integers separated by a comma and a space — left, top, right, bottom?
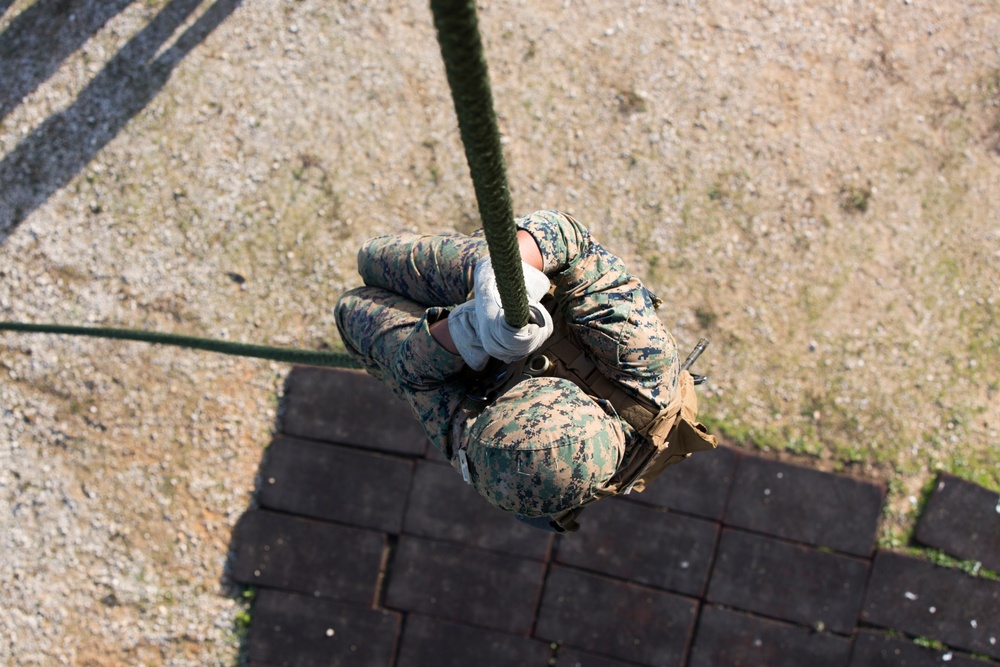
626, 371, 717, 493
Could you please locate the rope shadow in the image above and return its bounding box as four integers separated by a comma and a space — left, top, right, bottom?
0, 0, 244, 242
0, 0, 134, 121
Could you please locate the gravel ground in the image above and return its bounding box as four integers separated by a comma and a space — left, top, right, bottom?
2, 0, 999, 664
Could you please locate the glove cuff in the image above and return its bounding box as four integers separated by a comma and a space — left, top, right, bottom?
447, 301, 490, 371
475, 256, 552, 306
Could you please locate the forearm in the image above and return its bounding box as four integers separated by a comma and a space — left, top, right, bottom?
515, 210, 591, 275
517, 229, 544, 272
430, 318, 459, 354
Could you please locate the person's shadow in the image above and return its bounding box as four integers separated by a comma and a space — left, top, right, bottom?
0, 0, 243, 241
0, 0, 134, 122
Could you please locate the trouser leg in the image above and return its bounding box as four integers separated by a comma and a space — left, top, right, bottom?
334, 285, 426, 396
358, 233, 488, 306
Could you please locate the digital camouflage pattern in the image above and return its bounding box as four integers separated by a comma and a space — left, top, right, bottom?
357, 231, 487, 306
335, 210, 680, 516
464, 376, 625, 517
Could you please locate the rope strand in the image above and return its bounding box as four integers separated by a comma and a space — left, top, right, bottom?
0, 322, 361, 369
430, 0, 529, 328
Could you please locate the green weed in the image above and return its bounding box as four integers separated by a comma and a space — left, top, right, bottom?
913, 637, 947, 651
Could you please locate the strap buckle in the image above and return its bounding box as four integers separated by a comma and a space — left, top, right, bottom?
456, 449, 472, 484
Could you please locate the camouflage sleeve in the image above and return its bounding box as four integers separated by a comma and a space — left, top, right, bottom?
358, 233, 489, 307
518, 210, 680, 410
514, 210, 590, 275
335, 286, 466, 458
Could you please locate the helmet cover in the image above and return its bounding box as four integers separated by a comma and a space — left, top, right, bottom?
464, 376, 625, 517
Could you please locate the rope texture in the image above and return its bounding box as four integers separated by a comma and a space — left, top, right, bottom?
0, 322, 362, 369
1, 2, 528, 362
430, 0, 529, 328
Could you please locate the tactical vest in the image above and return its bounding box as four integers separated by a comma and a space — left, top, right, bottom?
464, 295, 717, 531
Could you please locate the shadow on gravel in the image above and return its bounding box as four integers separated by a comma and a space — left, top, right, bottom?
0, 0, 243, 242
0, 0, 17, 21
0, 0, 134, 122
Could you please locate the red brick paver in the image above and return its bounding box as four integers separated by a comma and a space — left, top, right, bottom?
724, 455, 885, 556
850, 630, 988, 667
259, 436, 413, 533
553, 497, 719, 597
915, 472, 1000, 573
688, 605, 852, 667
385, 535, 546, 634
535, 565, 699, 667
861, 551, 1000, 660
231, 510, 385, 605
247, 590, 400, 667
707, 528, 869, 634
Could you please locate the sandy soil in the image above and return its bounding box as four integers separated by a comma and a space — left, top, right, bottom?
1, 0, 998, 664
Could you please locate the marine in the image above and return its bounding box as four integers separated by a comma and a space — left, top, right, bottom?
335, 210, 715, 532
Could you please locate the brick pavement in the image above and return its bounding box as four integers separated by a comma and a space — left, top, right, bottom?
230, 367, 1000, 667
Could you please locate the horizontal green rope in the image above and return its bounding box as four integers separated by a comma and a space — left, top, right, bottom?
430, 0, 529, 328
0, 322, 361, 369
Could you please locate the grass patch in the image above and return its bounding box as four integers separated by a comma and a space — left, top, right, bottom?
840, 184, 872, 214
910, 548, 1000, 581
231, 586, 257, 663
913, 636, 947, 651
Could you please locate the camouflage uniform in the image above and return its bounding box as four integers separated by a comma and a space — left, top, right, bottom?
335, 210, 680, 518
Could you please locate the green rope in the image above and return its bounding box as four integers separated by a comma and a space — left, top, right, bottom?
0, 322, 361, 369
430, 0, 529, 328
2, 2, 530, 364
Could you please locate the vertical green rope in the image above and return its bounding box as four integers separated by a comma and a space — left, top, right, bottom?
429, 0, 529, 328
2, 3, 531, 362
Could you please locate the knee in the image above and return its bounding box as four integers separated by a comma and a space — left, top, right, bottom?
335, 286, 365, 313
335, 286, 374, 332
356, 236, 383, 268
357, 235, 407, 286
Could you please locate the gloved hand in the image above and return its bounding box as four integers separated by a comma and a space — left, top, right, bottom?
447, 300, 490, 371
473, 256, 554, 364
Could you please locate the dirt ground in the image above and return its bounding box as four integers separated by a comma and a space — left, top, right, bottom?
1, 0, 998, 664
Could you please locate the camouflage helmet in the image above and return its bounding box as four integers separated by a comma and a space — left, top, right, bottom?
464, 376, 625, 517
